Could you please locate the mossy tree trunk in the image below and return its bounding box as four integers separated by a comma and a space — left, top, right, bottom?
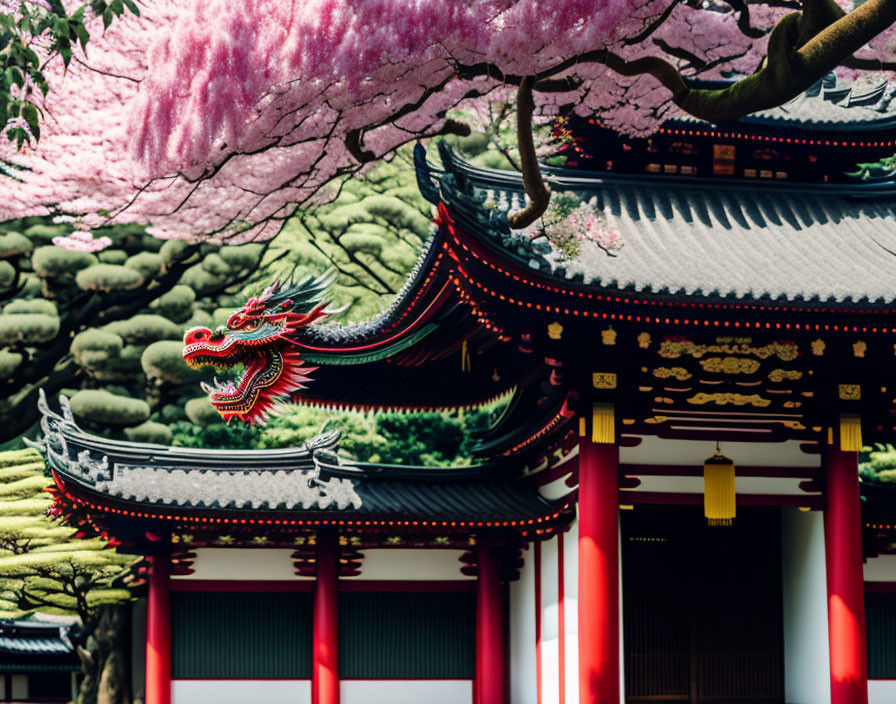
76, 604, 130, 704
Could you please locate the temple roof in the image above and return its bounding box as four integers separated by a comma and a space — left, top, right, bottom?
0, 620, 73, 657
436, 147, 896, 306
677, 76, 896, 131
31, 393, 565, 525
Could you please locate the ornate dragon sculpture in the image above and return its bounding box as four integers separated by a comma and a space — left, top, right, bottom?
182, 271, 338, 424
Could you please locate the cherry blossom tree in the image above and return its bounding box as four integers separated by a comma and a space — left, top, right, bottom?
3, 0, 896, 238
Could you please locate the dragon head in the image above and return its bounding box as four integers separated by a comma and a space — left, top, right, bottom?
183, 272, 335, 424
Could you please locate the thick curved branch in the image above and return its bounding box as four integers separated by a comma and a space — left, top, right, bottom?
597, 0, 896, 123
507, 77, 551, 230
345, 129, 376, 164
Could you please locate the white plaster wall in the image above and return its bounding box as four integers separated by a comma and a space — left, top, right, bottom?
343, 548, 471, 580
869, 680, 896, 704
540, 535, 561, 704
172, 680, 310, 704
340, 680, 472, 704
173, 548, 304, 581
621, 436, 820, 468
630, 475, 814, 496
563, 520, 580, 704
781, 507, 831, 704
510, 543, 537, 704
864, 554, 896, 581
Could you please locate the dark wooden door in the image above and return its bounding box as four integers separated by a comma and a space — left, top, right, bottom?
622, 506, 783, 704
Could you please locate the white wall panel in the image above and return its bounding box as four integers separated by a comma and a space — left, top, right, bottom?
563, 520, 580, 704
864, 554, 896, 582
621, 436, 820, 467
343, 549, 471, 580
869, 680, 896, 704
781, 508, 831, 704
173, 548, 303, 581
510, 543, 537, 704
340, 680, 472, 704
172, 679, 310, 704
540, 535, 561, 704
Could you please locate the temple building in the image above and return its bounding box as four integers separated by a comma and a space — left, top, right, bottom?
0, 619, 78, 703
30, 77, 896, 704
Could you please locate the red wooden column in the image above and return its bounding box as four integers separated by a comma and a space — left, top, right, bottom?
145, 554, 171, 704
313, 530, 339, 704
578, 438, 620, 704
824, 446, 868, 704
476, 543, 505, 704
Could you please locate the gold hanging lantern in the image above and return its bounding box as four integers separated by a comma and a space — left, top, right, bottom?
704, 442, 735, 527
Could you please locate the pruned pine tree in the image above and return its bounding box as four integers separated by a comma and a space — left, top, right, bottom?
0, 448, 138, 704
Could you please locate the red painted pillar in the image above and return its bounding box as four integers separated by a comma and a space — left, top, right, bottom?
824, 447, 868, 704
145, 554, 171, 704
313, 530, 339, 704
476, 543, 505, 704
578, 439, 620, 704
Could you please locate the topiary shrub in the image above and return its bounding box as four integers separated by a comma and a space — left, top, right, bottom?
17, 275, 41, 298
159, 404, 187, 422
0, 261, 14, 289
200, 253, 231, 276
0, 313, 60, 345
218, 244, 263, 271
185, 397, 223, 426
181, 265, 227, 296
31, 246, 97, 277
4, 299, 57, 316
68, 390, 150, 426
160, 239, 193, 266
184, 310, 213, 329
0, 232, 32, 259
71, 330, 124, 366
141, 341, 201, 385
0, 350, 23, 379
22, 224, 68, 243
124, 252, 163, 280
103, 315, 182, 345
151, 285, 196, 323
97, 249, 128, 265
124, 421, 173, 445
75, 265, 143, 292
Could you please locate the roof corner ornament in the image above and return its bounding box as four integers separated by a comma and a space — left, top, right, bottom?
27, 390, 111, 485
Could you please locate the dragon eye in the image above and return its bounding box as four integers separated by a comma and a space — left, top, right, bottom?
242, 319, 261, 331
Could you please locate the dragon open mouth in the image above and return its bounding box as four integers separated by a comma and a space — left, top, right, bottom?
184, 327, 312, 424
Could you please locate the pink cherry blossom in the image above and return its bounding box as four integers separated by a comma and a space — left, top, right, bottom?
0, 0, 892, 241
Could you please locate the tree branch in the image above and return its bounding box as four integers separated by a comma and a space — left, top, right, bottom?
507, 77, 551, 230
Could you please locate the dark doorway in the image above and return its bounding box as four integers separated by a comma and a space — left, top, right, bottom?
622, 505, 783, 704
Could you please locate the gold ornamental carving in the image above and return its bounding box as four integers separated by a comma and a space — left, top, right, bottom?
547, 321, 564, 340
593, 372, 618, 389
687, 392, 771, 407
838, 384, 861, 401
811, 339, 825, 356
653, 366, 692, 380
853, 341, 867, 358
637, 332, 651, 349
601, 328, 617, 345
699, 357, 761, 375
768, 369, 803, 382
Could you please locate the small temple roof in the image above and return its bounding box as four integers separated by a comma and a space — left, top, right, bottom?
0, 620, 73, 657
32, 393, 565, 525
436, 147, 896, 306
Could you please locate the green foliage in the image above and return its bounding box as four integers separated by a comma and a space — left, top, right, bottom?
102, 314, 182, 345
0, 350, 23, 379
151, 285, 196, 322
0, 232, 32, 259
75, 264, 143, 292
142, 340, 201, 385
68, 390, 150, 427
184, 397, 224, 426
124, 252, 163, 279
0, 261, 14, 289
97, 248, 128, 265
71, 329, 124, 367
0, 449, 135, 621
0, 312, 60, 345
31, 245, 97, 277
861, 444, 896, 483
160, 239, 193, 266
4, 298, 57, 315
123, 421, 173, 445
